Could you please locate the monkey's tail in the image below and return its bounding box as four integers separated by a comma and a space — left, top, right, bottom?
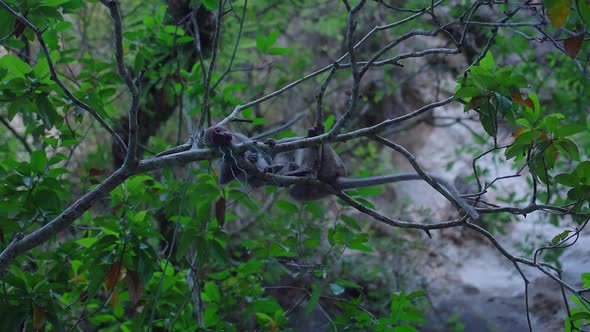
336, 173, 479, 220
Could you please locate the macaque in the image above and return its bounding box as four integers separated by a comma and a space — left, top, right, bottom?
273, 126, 346, 200
203, 126, 276, 188
204, 125, 479, 219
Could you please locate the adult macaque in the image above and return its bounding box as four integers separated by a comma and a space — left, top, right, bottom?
204, 125, 479, 219
273, 126, 346, 200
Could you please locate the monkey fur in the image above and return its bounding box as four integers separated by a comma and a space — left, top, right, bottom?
203, 126, 276, 188
203, 125, 479, 219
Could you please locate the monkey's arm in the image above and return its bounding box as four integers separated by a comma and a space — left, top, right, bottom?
335, 173, 479, 220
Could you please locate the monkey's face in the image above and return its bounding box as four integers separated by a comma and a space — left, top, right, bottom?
205, 126, 233, 147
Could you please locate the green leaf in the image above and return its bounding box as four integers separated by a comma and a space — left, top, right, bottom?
30, 150, 48, 172
203, 281, 221, 303
255, 312, 273, 323
454, 86, 481, 99
202, 0, 219, 10
356, 186, 383, 196
479, 101, 497, 137
555, 139, 580, 161
576, 161, 590, 183
341, 214, 361, 231
541, 113, 565, 133
203, 303, 220, 327
578, 0, 590, 25
267, 47, 291, 55
276, 200, 298, 214
324, 114, 336, 131
336, 279, 362, 289
0, 55, 31, 79
0, 8, 16, 40
479, 51, 495, 70
256, 30, 280, 52
0, 304, 28, 332
556, 124, 586, 137
570, 311, 590, 321
544, 0, 570, 27
551, 230, 571, 244
305, 284, 321, 317
555, 173, 578, 187
76, 237, 99, 248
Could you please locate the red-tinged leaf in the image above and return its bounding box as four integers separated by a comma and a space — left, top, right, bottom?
113, 202, 124, 213
215, 196, 226, 227
109, 289, 120, 308
104, 261, 124, 308
564, 34, 583, 58
126, 271, 144, 307
544, 0, 570, 27
512, 127, 526, 138
89, 168, 108, 176
32, 303, 46, 332
104, 261, 124, 292
511, 92, 535, 109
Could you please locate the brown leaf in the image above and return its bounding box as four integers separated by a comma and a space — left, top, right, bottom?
104, 261, 124, 293
564, 34, 583, 58
512, 127, 526, 138
215, 196, 226, 227
511, 92, 535, 109
14, 19, 25, 38
32, 303, 46, 332
89, 168, 108, 176
104, 261, 124, 309
108, 289, 120, 308
126, 271, 144, 307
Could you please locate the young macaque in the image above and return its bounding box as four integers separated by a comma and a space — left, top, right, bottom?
203, 126, 275, 187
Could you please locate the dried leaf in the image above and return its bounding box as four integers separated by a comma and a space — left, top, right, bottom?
126, 271, 144, 307
109, 289, 120, 308
512, 127, 526, 138
215, 196, 226, 227
104, 261, 124, 293
89, 168, 108, 176
14, 18, 25, 38
511, 92, 534, 109
564, 34, 583, 58
32, 303, 46, 332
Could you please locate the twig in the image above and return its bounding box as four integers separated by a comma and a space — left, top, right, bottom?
0, 0, 127, 151
99, 0, 141, 168
0, 116, 32, 154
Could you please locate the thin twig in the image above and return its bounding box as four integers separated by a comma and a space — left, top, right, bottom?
0, 0, 127, 151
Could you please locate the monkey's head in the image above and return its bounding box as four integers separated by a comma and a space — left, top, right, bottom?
203, 126, 233, 147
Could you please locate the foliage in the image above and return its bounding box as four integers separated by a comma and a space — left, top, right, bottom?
1, 0, 590, 331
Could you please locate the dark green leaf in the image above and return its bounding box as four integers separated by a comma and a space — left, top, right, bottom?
305, 284, 321, 317
30, 150, 47, 172
570, 311, 590, 321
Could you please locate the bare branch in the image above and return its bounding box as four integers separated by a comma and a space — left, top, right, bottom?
0, 116, 32, 154
100, 0, 141, 168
